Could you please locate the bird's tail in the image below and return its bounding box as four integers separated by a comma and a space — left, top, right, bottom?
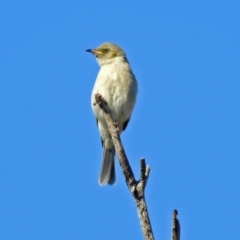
98, 145, 116, 186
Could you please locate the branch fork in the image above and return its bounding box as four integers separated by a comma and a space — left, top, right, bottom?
94, 93, 154, 240
94, 93, 181, 240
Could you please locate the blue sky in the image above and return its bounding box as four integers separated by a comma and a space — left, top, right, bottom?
0, 1, 240, 239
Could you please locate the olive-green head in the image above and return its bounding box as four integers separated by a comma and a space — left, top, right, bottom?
86, 42, 126, 65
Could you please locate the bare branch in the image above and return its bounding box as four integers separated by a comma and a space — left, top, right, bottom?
94, 94, 154, 240
171, 210, 180, 240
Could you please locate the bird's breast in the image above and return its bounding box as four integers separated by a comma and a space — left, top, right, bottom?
91, 62, 137, 126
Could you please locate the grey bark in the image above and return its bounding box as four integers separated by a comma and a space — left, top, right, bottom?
94, 94, 154, 240
171, 210, 180, 240
94, 94, 181, 240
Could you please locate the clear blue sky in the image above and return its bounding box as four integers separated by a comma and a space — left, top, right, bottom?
0, 1, 240, 239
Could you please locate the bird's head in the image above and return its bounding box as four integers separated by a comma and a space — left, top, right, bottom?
86, 43, 126, 66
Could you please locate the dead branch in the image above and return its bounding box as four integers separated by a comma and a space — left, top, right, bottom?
94, 93, 154, 240
171, 210, 180, 240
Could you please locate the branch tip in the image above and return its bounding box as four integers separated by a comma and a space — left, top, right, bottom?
140, 158, 146, 181
171, 209, 180, 240
94, 93, 154, 240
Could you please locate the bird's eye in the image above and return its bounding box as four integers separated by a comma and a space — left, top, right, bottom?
103, 49, 109, 53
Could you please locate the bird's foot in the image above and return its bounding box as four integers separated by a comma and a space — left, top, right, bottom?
113, 121, 118, 128
113, 122, 120, 134
108, 122, 119, 134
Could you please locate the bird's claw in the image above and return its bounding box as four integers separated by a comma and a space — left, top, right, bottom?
108, 127, 120, 134
113, 122, 120, 134
114, 126, 120, 133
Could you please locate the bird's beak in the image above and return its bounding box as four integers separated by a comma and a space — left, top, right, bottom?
86, 49, 93, 53
86, 49, 102, 55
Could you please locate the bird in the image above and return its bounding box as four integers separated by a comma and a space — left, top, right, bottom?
86, 42, 138, 186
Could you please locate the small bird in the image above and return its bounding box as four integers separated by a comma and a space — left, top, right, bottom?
86, 43, 138, 186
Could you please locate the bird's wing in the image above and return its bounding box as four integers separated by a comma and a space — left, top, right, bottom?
122, 117, 131, 131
